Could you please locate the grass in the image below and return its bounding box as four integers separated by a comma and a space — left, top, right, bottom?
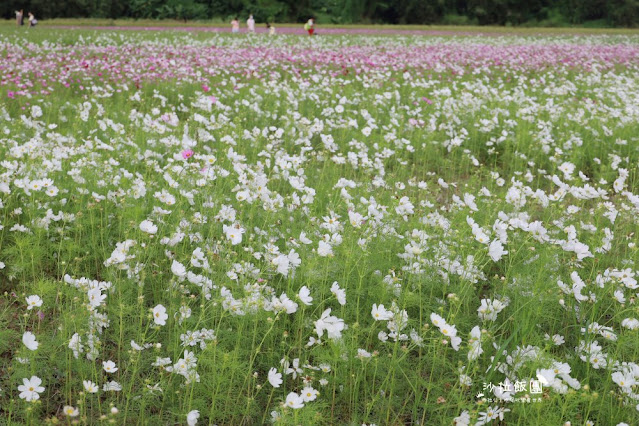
1, 18, 639, 35
0, 26, 638, 425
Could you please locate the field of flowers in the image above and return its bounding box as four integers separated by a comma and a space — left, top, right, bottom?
0, 27, 638, 425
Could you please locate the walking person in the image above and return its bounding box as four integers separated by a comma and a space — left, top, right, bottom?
231, 17, 240, 33
28, 12, 37, 28
16, 10, 24, 26
304, 18, 315, 36
247, 15, 255, 33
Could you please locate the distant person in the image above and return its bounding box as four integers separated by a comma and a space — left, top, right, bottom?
231, 17, 240, 33
28, 12, 37, 28
16, 10, 22, 26
266, 22, 276, 35
247, 15, 255, 33
304, 18, 315, 36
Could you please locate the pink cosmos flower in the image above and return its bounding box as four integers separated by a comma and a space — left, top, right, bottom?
181, 150, 194, 159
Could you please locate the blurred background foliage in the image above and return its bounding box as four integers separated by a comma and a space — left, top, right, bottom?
3, 0, 638, 27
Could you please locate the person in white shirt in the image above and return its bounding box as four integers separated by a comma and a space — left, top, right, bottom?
247, 15, 255, 33
28, 12, 37, 28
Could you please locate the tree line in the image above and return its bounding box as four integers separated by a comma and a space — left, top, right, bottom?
4, 0, 639, 27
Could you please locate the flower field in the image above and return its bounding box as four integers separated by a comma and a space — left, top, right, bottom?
0, 27, 638, 425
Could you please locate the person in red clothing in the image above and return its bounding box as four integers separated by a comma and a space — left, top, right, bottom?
304, 18, 315, 36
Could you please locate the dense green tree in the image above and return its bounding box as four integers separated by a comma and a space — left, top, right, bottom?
607, 0, 639, 26
2, 0, 637, 27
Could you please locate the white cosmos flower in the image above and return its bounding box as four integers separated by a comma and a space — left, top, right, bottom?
371, 304, 393, 321
83, 380, 98, 393
330, 282, 346, 305
317, 241, 333, 257
63, 406, 79, 417
284, 392, 304, 409
223, 224, 244, 245
300, 386, 319, 402
430, 313, 446, 329
103, 360, 118, 373
314, 308, 345, 340
453, 410, 471, 426
18, 376, 44, 401
272, 254, 290, 276
299, 232, 312, 244
451, 335, 462, 351
357, 348, 372, 359
153, 357, 172, 367
87, 288, 105, 308
139, 219, 158, 234
26, 295, 43, 310
494, 378, 514, 400
268, 368, 283, 388
171, 260, 187, 278
103, 381, 122, 392
430, 312, 461, 351
298, 286, 313, 305
69, 333, 83, 358
22, 332, 39, 351
476, 406, 509, 425
187, 410, 200, 426
440, 323, 457, 338
153, 304, 168, 326
621, 318, 639, 330
31, 105, 43, 118
488, 239, 508, 262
